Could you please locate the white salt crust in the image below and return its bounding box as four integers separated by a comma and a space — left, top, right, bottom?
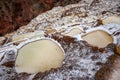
41, 40, 114, 80
82, 26, 117, 43
16, 37, 65, 56
74, 23, 119, 46
0, 0, 120, 79
0, 24, 119, 73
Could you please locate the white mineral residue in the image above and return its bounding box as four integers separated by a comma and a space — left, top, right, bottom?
97, 23, 120, 46
74, 23, 120, 46
42, 41, 114, 80
0, 0, 120, 79
15, 38, 64, 73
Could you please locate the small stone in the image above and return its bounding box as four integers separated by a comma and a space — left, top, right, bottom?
96, 19, 103, 26
92, 46, 98, 52
99, 48, 105, 53
1, 61, 15, 68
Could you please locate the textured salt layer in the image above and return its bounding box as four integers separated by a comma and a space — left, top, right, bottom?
94, 54, 120, 80
3, 0, 119, 38
0, 23, 119, 80
39, 34, 116, 80
0, 36, 115, 80
86, 23, 120, 47
0, 0, 120, 79
69, 23, 120, 47
101, 24, 120, 46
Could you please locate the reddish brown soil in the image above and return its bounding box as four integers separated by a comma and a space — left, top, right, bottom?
0, 0, 79, 36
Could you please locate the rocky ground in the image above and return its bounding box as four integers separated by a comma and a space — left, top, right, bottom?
0, 0, 80, 36
0, 0, 120, 80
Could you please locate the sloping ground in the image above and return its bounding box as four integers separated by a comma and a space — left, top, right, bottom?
0, 0, 120, 80
0, 0, 80, 36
